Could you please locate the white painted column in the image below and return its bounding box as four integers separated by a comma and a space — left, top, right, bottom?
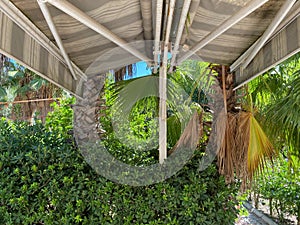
159, 0, 176, 164
159, 43, 169, 164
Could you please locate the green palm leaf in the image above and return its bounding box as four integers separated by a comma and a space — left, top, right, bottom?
0, 86, 7, 99
266, 74, 300, 157
248, 114, 275, 177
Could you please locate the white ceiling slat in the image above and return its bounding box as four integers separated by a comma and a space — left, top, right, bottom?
234, 15, 300, 89
177, 0, 271, 65
169, 0, 192, 71
46, 0, 152, 64
241, 0, 296, 70
38, 0, 77, 80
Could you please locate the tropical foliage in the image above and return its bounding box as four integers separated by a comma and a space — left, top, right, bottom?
0, 50, 299, 224
0, 53, 62, 122
246, 53, 300, 225
98, 63, 210, 165
45, 97, 76, 138
251, 153, 300, 224
0, 102, 239, 224
249, 53, 300, 159
102, 59, 299, 190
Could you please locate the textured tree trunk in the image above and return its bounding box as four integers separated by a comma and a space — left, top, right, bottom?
212, 65, 239, 184
212, 65, 236, 112
114, 64, 134, 82
11, 74, 56, 123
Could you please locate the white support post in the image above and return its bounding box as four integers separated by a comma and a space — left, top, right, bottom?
46, 0, 152, 64
159, 48, 168, 164
153, 0, 164, 73
177, 0, 271, 65
164, 0, 176, 43
158, 0, 176, 164
169, 0, 192, 71
38, 0, 77, 80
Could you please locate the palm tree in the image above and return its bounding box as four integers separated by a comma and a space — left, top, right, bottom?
0, 53, 62, 122
210, 65, 275, 190
99, 61, 280, 189
216, 53, 300, 189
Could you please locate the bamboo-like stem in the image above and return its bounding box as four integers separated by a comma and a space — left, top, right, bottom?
222, 65, 227, 114
0, 98, 58, 105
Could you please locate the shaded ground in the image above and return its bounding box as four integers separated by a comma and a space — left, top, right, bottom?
253, 199, 297, 225
235, 200, 297, 225
236, 212, 267, 225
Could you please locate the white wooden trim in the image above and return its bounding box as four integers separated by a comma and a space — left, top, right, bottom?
38, 0, 77, 80
177, 0, 271, 64
46, 0, 152, 64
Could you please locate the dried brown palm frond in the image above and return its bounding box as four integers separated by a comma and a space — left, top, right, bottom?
217, 112, 237, 183
235, 112, 251, 182
213, 64, 275, 190
168, 111, 202, 155
217, 111, 276, 190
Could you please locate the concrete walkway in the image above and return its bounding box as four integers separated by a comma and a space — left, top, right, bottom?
235, 202, 278, 225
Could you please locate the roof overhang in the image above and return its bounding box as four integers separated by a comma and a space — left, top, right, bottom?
0, 0, 299, 97
234, 2, 300, 88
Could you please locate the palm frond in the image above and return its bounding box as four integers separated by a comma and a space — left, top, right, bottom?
247, 114, 275, 177
168, 111, 202, 155
265, 74, 300, 158
167, 114, 181, 147
217, 111, 275, 189
217, 112, 237, 183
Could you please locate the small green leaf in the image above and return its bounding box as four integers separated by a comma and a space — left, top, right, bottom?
29, 78, 44, 90
0, 86, 7, 98
8, 70, 24, 78
14, 85, 31, 95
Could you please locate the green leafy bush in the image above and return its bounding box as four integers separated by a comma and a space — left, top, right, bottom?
0, 117, 239, 224
45, 97, 75, 137
252, 154, 300, 223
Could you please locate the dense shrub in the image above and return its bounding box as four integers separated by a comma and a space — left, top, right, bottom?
45, 97, 75, 138
0, 117, 239, 224
252, 154, 300, 224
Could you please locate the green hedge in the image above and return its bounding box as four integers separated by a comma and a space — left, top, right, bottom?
0, 118, 239, 224
252, 155, 300, 223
